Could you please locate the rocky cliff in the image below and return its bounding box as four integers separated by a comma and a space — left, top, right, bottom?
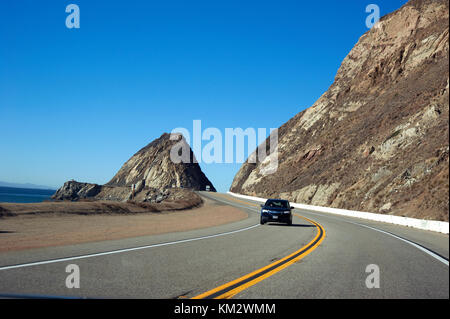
106, 133, 216, 191
53, 133, 216, 202
230, 0, 449, 221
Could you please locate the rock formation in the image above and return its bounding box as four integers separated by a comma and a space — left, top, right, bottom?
53, 133, 216, 202
106, 133, 216, 191
52, 181, 102, 201
230, 0, 449, 221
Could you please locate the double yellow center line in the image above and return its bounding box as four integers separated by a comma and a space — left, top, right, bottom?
193, 194, 326, 299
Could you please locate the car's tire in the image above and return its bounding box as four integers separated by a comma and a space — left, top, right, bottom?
260, 218, 265, 225
287, 217, 292, 226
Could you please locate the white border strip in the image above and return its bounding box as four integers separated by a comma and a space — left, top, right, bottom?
227, 192, 449, 234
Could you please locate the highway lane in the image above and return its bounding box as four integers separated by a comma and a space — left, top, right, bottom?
200, 193, 448, 298
0, 192, 448, 298
226, 194, 449, 260
0, 193, 316, 298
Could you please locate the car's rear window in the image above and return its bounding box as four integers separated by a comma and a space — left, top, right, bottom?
265, 200, 289, 209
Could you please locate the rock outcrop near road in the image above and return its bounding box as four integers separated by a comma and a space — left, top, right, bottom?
53, 133, 216, 202
231, 0, 449, 221
52, 181, 102, 201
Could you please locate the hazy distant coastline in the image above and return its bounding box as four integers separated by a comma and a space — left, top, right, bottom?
0, 181, 56, 190
0, 186, 55, 203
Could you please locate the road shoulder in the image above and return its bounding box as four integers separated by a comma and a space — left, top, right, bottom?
0, 195, 248, 252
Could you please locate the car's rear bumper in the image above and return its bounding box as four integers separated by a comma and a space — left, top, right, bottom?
261, 213, 291, 223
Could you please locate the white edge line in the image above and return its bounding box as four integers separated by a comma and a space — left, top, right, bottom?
357, 223, 449, 266
303, 210, 449, 267
0, 224, 260, 271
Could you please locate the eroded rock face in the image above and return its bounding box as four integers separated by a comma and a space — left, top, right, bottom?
230, 0, 449, 221
106, 133, 216, 192
52, 181, 102, 201
53, 133, 216, 201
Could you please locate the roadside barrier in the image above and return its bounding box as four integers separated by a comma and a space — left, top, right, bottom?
227, 191, 449, 234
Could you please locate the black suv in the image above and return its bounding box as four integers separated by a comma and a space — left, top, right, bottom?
260, 199, 293, 225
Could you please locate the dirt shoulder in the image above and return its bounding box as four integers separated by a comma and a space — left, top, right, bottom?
0, 196, 248, 252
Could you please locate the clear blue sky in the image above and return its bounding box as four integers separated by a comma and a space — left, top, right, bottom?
0, 0, 407, 192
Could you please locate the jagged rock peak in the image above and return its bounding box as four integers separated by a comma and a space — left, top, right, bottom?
107, 133, 216, 191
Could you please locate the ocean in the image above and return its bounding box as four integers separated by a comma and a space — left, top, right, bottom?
0, 186, 55, 203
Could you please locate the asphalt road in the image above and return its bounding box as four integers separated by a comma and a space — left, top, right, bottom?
0, 192, 448, 299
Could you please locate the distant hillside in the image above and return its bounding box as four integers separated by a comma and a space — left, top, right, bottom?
231, 0, 449, 221
0, 181, 56, 190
